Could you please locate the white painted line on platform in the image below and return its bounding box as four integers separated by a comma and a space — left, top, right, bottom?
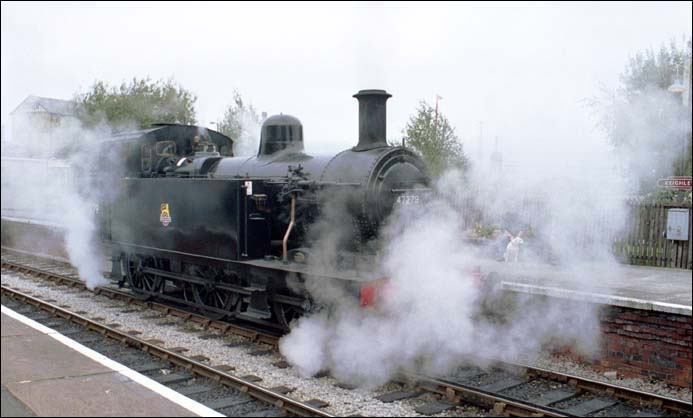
501, 282, 692, 316
1, 305, 224, 417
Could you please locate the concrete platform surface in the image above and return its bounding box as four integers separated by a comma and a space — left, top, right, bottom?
1, 308, 221, 417
480, 260, 692, 315
2, 386, 35, 417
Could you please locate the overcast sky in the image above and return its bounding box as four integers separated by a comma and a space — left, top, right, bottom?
2, 1, 691, 159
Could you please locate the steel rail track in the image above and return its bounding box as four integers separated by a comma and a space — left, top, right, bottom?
0, 284, 334, 418
405, 372, 569, 417
1, 258, 281, 346
511, 362, 692, 416
3, 250, 691, 417
408, 367, 691, 416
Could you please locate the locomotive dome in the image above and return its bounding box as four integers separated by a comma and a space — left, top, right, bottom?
259, 114, 304, 156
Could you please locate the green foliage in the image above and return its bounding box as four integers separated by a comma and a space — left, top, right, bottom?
621, 41, 690, 93
647, 188, 692, 204
75, 77, 197, 129
216, 90, 260, 141
402, 100, 468, 178
589, 39, 692, 197
472, 223, 496, 239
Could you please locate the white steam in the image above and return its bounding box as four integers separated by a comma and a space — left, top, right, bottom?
61, 180, 109, 290
232, 111, 262, 157
279, 85, 689, 387
591, 86, 692, 195
2, 115, 128, 289
280, 173, 603, 387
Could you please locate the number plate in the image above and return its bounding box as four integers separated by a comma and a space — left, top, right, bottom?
395, 194, 421, 205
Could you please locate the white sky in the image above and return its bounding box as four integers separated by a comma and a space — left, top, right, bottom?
2, 1, 691, 158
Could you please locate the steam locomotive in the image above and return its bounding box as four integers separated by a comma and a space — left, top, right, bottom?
101, 90, 430, 329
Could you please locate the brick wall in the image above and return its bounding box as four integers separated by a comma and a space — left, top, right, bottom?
594, 306, 692, 388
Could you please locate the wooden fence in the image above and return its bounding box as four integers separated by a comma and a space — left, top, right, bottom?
613, 201, 692, 270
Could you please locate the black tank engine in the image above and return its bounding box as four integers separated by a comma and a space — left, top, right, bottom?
101, 90, 429, 329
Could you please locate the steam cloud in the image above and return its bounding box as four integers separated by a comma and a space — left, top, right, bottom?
2, 115, 128, 289
232, 110, 262, 157
279, 85, 690, 387
280, 171, 605, 388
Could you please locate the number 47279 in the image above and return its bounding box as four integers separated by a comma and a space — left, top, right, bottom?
396, 194, 420, 205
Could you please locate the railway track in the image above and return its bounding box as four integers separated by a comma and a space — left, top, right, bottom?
403, 364, 690, 416
1, 284, 334, 417
0, 248, 281, 345
2, 248, 691, 417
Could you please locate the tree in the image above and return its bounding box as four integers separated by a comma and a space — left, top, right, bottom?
402, 100, 468, 178
75, 77, 197, 129
216, 90, 262, 156
622, 41, 690, 93
590, 40, 692, 198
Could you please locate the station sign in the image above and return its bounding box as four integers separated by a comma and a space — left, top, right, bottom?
657, 176, 692, 190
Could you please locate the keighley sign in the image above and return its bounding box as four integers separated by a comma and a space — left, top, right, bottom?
657, 176, 692, 190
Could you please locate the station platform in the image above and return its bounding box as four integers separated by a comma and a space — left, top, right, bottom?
1, 307, 220, 417
478, 260, 692, 316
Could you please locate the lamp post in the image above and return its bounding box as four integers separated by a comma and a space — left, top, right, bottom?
668, 61, 690, 106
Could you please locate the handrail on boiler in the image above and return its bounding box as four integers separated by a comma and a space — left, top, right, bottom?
282, 196, 296, 263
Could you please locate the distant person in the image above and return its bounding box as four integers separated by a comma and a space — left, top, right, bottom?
490, 228, 512, 261
192, 135, 204, 152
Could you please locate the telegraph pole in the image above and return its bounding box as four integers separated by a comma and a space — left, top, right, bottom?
668, 59, 692, 176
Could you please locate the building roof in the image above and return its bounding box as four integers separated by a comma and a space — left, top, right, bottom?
10, 95, 77, 117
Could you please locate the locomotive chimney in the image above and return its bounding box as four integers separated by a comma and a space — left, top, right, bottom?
353, 89, 392, 151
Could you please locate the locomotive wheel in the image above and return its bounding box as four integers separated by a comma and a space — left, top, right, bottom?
191, 284, 236, 320
190, 268, 236, 320
124, 254, 162, 300
273, 302, 304, 329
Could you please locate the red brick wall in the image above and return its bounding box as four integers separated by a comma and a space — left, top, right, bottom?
595, 306, 692, 388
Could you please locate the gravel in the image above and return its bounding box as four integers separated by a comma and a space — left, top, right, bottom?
457, 370, 509, 387
3, 267, 691, 416
500, 379, 568, 400
593, 403, 660, 417
551, 392, 597, 409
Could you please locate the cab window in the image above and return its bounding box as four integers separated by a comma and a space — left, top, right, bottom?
195, 141, 216, 152
156, 141, 177, 156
